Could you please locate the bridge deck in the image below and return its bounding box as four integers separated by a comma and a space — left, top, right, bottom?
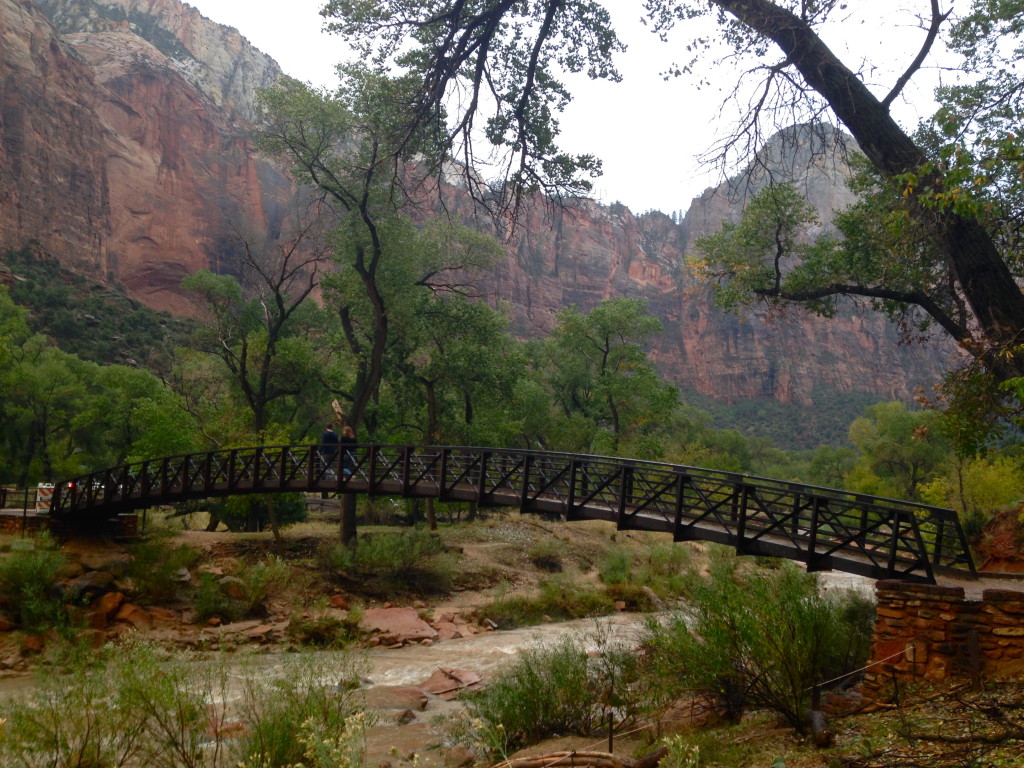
50, 444, 977, 584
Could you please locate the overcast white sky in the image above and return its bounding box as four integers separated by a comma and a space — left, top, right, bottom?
187, 0, 948, 215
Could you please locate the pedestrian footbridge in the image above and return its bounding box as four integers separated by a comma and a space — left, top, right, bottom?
51, 444, 976, 584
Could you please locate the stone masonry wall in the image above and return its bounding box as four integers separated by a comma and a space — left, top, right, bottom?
862, 579, 1024, 700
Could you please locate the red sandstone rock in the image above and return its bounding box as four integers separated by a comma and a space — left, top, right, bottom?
418, 668, 484, 699
0, 0, 956, 409
435, 622, 463, 640
114, 603, 153, 631
328, 594, 350, 610
359, 607, 439, 643
93, 591, 125, 619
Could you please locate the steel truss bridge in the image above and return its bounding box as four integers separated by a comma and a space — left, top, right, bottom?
51, 444, 976, 584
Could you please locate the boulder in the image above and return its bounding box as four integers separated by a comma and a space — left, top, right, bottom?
92, 591, 125, 619
418, 668, 484, 699
113, 603, 153, 631
359, 607, 438, 643
435, 622, 463, 640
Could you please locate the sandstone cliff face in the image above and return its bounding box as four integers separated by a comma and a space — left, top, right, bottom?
0, 0, 295, 310
34, 0, 282, 120
1, 0, 957, 408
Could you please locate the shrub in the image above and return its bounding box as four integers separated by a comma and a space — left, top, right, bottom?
235, 652, 366, 766
598, 546, 632, 585
218, 492, 309, 533
481, 577, 615, 628
0, 534, 67, 631
126, 534, 202, 603
528, 538, 563, 571
465, 630, 641, 756
599, 542, 690, 596
194, 573, 245, 622
0, 640, 230, 768
640, 558, 874, 733
0, 642, 366, 768
322, 528, 454, 594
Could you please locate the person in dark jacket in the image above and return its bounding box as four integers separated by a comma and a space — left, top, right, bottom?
319, 424, 340, 474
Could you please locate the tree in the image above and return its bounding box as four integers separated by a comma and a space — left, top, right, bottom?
321, 0, 1024, 388
846, 402, 949, 501
540, 298, 679, 454
182, 198, 330, 435
256, 66, 500, 542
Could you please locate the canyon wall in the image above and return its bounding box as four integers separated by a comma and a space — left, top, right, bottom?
0, 0, 958, 413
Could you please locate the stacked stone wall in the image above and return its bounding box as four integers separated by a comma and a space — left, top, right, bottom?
862, 579, 1024, 700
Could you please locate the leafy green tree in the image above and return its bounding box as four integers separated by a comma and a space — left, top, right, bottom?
181, 198, 329, 437
845, 402, 949, 501
919, 454, 1024, 540
257, 66, 500, 541
540, 298, 678, 454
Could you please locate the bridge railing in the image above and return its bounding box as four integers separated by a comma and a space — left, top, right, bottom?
51, 443, 975, 582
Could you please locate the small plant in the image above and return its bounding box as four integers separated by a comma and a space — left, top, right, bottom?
464, 630, 642, 756
640, 558, 874, 733
194, 573, 244, 622
598, 546, 632, 585
0, 533, 67, 631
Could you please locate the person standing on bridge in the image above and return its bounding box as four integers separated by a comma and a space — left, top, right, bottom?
319, 424, 341, 476
339, 425, 357, 477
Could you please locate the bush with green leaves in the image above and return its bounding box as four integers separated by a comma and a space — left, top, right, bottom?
126, 533, 202, 603
0, 534, 67, 631
234, 652, 366, 766
464, 630, 642, 756
641, 557, 875, 733
223, 493, 309, 533
481, 577, 615, 629
321, 527, 454, 594
194, 557, 292, 623
0, 640, 230, 768
599, 542, 690, 596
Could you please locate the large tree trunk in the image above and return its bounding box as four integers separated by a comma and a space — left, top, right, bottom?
713, 0, 1024, 378
340, 493, 358, 545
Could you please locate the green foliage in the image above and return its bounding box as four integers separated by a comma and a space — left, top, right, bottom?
0, 640, 226, 768
126, 534, 202, 603
481, 577, 615, 628
0, 534, 67, 631
919, 454, 1024, 540
194, 573, 244, 622
846, 402, 948, 501
235, 652, 365, 767
215, 493, 309, 533
599, 542, 689, 596
320, 527, 454, 594
465, 631, 641, 756
2, 246, 190, 368
641, 558, 874, 733
0, 641, 366, 768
